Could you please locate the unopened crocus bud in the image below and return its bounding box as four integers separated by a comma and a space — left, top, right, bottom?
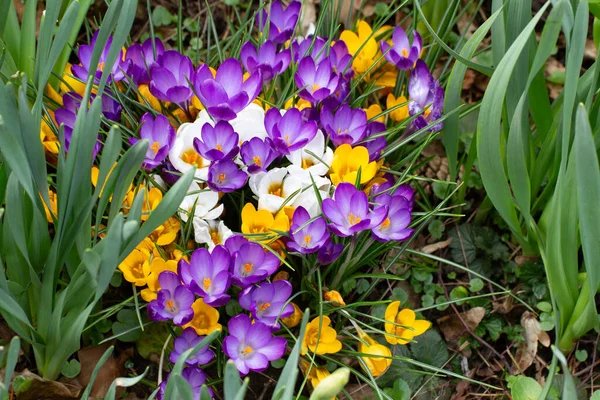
357, 331, 392, 377
324, 290, 345, 306
281, 302, 303, 328
308, 367, 350, 400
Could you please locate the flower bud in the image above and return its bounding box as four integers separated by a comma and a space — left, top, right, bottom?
357, 331, 391, 377
308, 367, 350, 400
281, 302, 303, 328
324, 290, 345, 306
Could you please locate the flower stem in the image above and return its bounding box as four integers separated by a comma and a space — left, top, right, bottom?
331, 236, 357, 289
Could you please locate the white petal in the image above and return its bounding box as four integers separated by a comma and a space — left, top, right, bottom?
258, 194, 285, 213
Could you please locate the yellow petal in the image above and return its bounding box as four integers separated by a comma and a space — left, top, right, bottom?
411, 319, 431, 336
397, 308, 416, 325
347, 146, 370, 172
339, 31, 361, 55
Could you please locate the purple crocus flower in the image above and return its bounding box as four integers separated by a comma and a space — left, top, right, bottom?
100, 94, 123, 122
238, 280, 294, 329
125, 37, 165, 85
394, 184, 415, 210
322, 183, 388, 237
287, 206, 329, 254
193, 121, 239, 161
72, 32, 130, 84
240, 40, 291, 82
362, 121, 387, 162
130, 113, 175, 169
329, 41, 354, 79
193, 59, 262, 121
264, 108, 317, 154
408, 60, 444, 132
207, 160, 248, 193
291, 36, 328, 63
256, 1, 301, 44
380, 27, 422, 71
148, 271, 195, 325
372, 194, 413, 242
367, 172, 395, 197
149, 50, 195, 104
160, 159, 180, 186
223, 314, 287, 375
320, 105, 367, 147
169, 327, 216, 366
295, 57, 340, 103
317, 239, 344, 265
231, 242, 280, 287
240, 137, 277, 174
158, 368, 213, 400
178, 246, 232, 307
54, 92, 107, 157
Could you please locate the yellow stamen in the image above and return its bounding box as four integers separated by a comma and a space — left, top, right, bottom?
381, 217, 391, 230
304, 235, 312, 245
268, 183, 283, 197
301, 158, 314, 169
259, 302, 271, 311
98, 61, 106, 71
218, 173, 226, 182
348, 213, 361, 225
150, 141, 161, 154
203, 277, 211, 290
166, 300, 174, 309
216, 144, 223, 151
401, 48, 409, 58
253, 156, 262, 166
244, 263, 254, 273
283, 135, 291, 145
311, 83, 320, 92
210, 230, 221, 245
180, 149, 204, 168
242, 346, 253, 355
424, 107, 432, 119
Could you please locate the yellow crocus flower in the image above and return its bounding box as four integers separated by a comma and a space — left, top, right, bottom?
281, 302, 303, 328
356, 329, 392, 377
301, 316, 343, 355
330, 144, 379, 186
364, 104, 384, 123
118, 248, 150, 286
140, 256, 178, 302
183, 298, 222, 335
386, 94, 409, 122
384, 301, 431, 345
241, 203, 290, 241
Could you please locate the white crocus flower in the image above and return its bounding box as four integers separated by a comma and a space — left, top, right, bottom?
290, 186, 330, 218
193, 218, 233, 250
178, 182, 223, 222
228, 103, 268, 144
169, 113, 211, 180
250, 168, 303, 213
287, 130, 333, 178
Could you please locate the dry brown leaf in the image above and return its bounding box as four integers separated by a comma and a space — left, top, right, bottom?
492, 294, 515, 314
78, 342, 128, 399
422, 237, 452, 254
12, 369, 79, 400
585, 40, 598, 59
437, 307, 486, 344
342, 384, 374, 400
513, 311, 550, 373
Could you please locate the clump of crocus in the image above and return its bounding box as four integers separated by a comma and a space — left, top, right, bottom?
287, 206, 329, 254
256, 0, 301, 44
238, 280, 294, 329
384, 301, 431, 345
240, 40, 291, 81
178, 246, 232, 306
295, 57, 340, 103
380, 26, 422, 70
193, 58, 262, 121
148, 271, 195, 325
265, 108, 318, 155
301, 316, 342, 355
322, 183, 387, 237
130, 113, 175, 169
223, 314, 287, 375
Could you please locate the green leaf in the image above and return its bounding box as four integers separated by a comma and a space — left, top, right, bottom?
574, 349, 588, 362
112, 309, 142, 342
507, 375, 542, 400
428, 219, 445, 240
450, 286, 468, 305
137, 323, 173, 360
60, 359, 81, 378
374, 3, 388, 16
591, 390, 600, 400
469, 278, 484, 292
383, 378, 410, 400
410, 330, 449, 368
152, 6, 175, 27
536, 302, 552, 313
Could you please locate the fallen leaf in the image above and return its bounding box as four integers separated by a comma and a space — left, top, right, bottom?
492, 294, 515, 314
514, 311, 550, 373
299, 0, 316, 37
343, 384, 374, 400
421, 238, 452, 254
13, 369, 79, 400
437, 307, 486, 344
78, 342, 128, 399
